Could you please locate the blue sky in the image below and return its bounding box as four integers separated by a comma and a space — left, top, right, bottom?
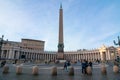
0, 0, 120, 51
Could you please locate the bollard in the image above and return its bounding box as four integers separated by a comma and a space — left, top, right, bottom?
101, 64, 107, 74
86, 66, 92, 75
69, 66, 74, 76
16, 66, 22, 75
32, 66, 39, 75
3, 65, 9, 73
113, 65, 119, 73
51, 66, 57, 76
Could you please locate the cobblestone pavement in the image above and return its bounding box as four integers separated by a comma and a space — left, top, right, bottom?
0, 63, 120, 80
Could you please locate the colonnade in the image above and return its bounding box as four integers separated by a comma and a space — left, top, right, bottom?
0, 48, 113, 62
64, 52, 101, 61
1, 49, 57, 61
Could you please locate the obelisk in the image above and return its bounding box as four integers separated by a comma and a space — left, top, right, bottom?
57, 4, 64, 60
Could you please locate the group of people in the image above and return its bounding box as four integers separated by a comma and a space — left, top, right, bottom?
81, 59, 92, 74
0, 60, 6, 67
63, 59, 93, 74
63, 61, 71, 71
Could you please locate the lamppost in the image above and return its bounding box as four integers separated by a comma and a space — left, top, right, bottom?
113, 36, 120, 47
0, 35, 4, 60
113, 36, 120, 64
0, 35, 8, 60
114, 36, 120, 57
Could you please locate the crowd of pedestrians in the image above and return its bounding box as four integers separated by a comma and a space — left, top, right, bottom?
81, 59, 93, 74
63, 59, 93, 73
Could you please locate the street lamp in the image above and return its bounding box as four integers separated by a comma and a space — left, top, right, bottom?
0, 35, 8, 60
0, 35, 4, 60
113, 36, 120, 65
113, 36, 120, 47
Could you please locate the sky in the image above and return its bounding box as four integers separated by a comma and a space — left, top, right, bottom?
0, 0, 120, 51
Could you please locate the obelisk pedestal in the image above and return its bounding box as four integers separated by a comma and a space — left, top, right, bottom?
57, 52, 64, 60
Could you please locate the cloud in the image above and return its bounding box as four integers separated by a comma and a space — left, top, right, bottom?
63, 2, 120, 50
0, 0, 120, 51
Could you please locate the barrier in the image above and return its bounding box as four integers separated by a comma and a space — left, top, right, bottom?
69, 66, 74, 76
86, 66, 92, 75
51, 66, 57, 76
113, 65, 119, 73
16, 66, 22, 74
101, 64, 107, 74
3, 65, 9, 73
32, 66, 39, 75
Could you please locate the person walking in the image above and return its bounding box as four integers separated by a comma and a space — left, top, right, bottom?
89, 61, 93, 69
81, 59, 86, 74
64, 61, 68, 71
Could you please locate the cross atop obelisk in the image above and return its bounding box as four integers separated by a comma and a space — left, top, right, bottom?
57, 4, 64, 59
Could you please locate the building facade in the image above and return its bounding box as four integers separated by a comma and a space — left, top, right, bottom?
1, 39, 45, 60
1, 40, 119, 62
